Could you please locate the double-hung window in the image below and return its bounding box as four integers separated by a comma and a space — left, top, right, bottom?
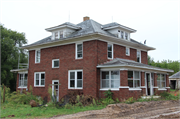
34, 72, 45, 87
60, 31, 63, 38
108, 44, 113, 59
19, 73, 28, 88
55, 32, 58, 39
101, 71, 120, 89
157, 74, 166, 88
35, 50, 41, 63
76, 43, 83, 59
126, 47, 130, 56
52, 59, 59, 68
128, 71, 140, 88
68, 70, 83, 89
121, 31, 124, 39
125, 32, 128, 40
137, 50, 141, 63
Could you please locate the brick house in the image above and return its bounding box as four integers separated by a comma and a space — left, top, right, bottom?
11, 17, 173, 101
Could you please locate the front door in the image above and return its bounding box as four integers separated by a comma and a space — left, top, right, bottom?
52, 80, 59, 102
146, 73, 151, 95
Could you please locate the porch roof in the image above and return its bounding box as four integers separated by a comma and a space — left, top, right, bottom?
10, 68, 28, 73
97, 58, 173, 73
169, 71, 180, 79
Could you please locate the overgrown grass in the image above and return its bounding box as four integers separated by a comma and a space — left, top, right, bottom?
1, 103, 106, 118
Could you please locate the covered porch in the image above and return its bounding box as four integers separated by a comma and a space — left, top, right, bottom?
97, 58, 173, 100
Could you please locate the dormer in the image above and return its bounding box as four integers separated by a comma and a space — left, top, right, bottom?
45, 22, 81, 40
102, 22, 136, 41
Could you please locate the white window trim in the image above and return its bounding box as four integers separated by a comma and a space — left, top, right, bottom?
68, 70, 83, 89
18, 73, 28, 88
100, 70, 120, 89
52, 59, 59, 68
107, 43, 113, 59
75, 43, 83, 59
157, 74, 166, 89
52, 80, 59, 101
128, 71, 141, 89
34, 72, 45, 87
126, 47, 130, 56
137, 50, 141, 63
35, 49, 41, 63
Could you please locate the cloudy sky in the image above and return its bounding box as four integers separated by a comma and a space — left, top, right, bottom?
1, 0, 179, 62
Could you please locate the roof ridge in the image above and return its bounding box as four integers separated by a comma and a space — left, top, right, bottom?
89, 19, 96, 32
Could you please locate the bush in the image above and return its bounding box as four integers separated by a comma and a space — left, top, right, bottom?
104, 89, 113, 99
125, 97, 135, 104
0, 85, 11, 103
160, 92, 179, 100
8, 90, 42, 104
101, 98, 115, 105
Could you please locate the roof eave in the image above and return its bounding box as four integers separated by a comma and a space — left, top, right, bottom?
96, 64, 174, 73
45, 25, 81, 32
103, 25, 136, 33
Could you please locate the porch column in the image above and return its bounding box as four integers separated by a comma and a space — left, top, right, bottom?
119, 70, 129, 101
166, 74, 170, 92
154, 73, 158, 95
141, 72, 146, 95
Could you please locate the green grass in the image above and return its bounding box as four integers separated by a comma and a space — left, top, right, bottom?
170, 89, 176, 92
1, 103, 106, 118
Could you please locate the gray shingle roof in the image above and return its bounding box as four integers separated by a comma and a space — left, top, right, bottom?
97, 58, 173, 72
169, 71, 180, 79
102, 22, 120, 28
24, 19, 145, 48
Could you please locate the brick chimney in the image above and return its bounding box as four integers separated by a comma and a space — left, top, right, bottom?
83, 16, 90, 21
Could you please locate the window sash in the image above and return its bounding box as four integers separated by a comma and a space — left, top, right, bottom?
34, 72, 45, 86
101, 71, 120, 89
69, 70, 83, 89
157, 74, 166, 88
19, 74, 28, 87
128, 71, 140, 88
52, 59, 59, 68
76, 44, 83, 59
36, 50, 40, 63
108, 44, 113, 59
126, 48, 130, 55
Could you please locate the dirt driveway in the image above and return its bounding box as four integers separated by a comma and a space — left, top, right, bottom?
50, 100, 180, 119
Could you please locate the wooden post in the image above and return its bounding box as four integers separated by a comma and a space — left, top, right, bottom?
3, 85, 5, 103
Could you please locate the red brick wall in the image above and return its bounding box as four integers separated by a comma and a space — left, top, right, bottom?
141, 51, 148, 64
16, 40, 150, 101
114, 44, 137, 61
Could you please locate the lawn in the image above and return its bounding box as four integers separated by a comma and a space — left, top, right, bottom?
1, 103, 106, 118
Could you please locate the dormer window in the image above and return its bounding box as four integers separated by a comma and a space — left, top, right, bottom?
125, 32, 128, 40
121, 31, 124, 39
60, 31, 63, 38
55, 32, 58, 39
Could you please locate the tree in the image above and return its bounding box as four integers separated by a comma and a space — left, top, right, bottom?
148, 55, 180, 76
1, 24, 28, 91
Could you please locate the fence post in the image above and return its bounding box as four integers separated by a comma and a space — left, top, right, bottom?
3, 85, 5, 103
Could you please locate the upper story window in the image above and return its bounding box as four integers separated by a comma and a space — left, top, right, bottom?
126, 47, 130, 56
157, 74, 166, 88
128, 71, 140, 88
101, 71, 120, 89
52, 59, 59, 68
35, 50, 40, 63
76, 43, 83, 59
19, 73, 28, 88
108, 44, 113, 59
137, 50, 141, 63
60, 31, 63, 38
34, 72, 45, 87
125, 32, 128, 40
55, 32, 58, 39
68, 70, 83, 89
121, 31, 124, 39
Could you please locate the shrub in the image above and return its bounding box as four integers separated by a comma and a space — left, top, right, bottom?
93, 98, 96, 106
64, 103, 73, 109
0, 85, 11, 103
8, 91, 41, 104
125, 97, 134, 104
160, 92, 179, 100
104, 89, 113, 99
102, 98, 115, 105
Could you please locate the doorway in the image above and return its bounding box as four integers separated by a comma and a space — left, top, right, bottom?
145, 73, 154, 96
52, 80, 59, 102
